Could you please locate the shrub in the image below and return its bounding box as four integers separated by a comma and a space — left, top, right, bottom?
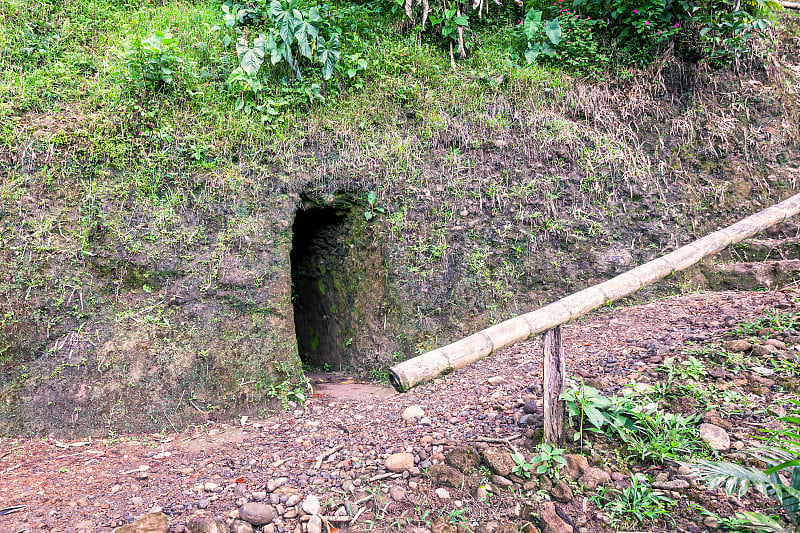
123, 30, 184, 92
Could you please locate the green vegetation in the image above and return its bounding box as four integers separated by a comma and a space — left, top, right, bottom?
591, 473, 675, 529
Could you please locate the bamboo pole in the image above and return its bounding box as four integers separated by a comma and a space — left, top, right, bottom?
388, 193, 800, 392
779, 1, 800, 9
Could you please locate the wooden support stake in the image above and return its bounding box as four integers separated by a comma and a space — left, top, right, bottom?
543, 326, 565, 445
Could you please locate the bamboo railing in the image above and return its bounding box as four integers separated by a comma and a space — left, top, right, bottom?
389, 192, 800, 394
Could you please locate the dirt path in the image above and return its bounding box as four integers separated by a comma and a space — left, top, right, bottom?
1, 289, 796, 533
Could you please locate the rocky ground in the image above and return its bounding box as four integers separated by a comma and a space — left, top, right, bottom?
2, 289, 799, 533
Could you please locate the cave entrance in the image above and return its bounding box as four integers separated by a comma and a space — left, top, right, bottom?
290, 202, 353, 371
290, 195, 395, 377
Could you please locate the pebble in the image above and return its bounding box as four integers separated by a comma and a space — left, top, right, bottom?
435, 488, 451, 500
238, 502, 276, 526
302, 495, 321, 516
307, 515, 322, 533
700, 423, 731, 451
402, 405, 425, 422
390, 485, 407, 501
385, 453, 415, 473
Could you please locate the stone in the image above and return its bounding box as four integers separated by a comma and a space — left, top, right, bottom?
435, 487, 451, 500
490, 475, 513, 488
752, 344, 777, 357
481, 448, 515, 477
185, 516, 230, 533
702, 410, 732, 431
113, 512, 169, 533
766, 338, 787, 349
751, 366, 775, 376
402, 406, 425, 421
385, 452, 415, 473
428, 464, 464, 488
307, 515, 322, 533
230, 520, 254, 533
446, 446, 481, 473
390, 485, 407, 501
518, 414, 541, 427
487, 376, 506, 386
538, 502, 573, 533
562, 454, 589, 481
549, 479, 573, 503
266, 478, 288, 492
580, 467, 611, 490
301, 495, 321, 516
653, 479, 690, 491
723, 340, 752, 353
238, 503, 276, 526
700, 423, 731, 451
523, 400, 538, 414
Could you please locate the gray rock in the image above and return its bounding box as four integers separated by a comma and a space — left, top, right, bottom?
402, 405, 424, 421
266, 478, 287, 492
517, 414, 541, 427
487, 376, 506, 386
549, 479, 573, 503
481, 448, 514, 477
580, 467, 611, 490
302, 495, 321, 516
490, 475, 513, 488
724, 340, 752, 353
446, 446, 481, 473
390, 485, 407, 501
385, 452, 415, 473
652, 479, 690, 491
307, 516, 322, 533
185, 516, 230, 533
238, 502, 276, 526
428, 464, 464, 488
562, 454, 588, 481
230, 520, 254, 533
435, 487, 451, 500
523, 400, 538, 414
538, 502, 573, 533
700, 423, 730, 451
113, 512, 169, 533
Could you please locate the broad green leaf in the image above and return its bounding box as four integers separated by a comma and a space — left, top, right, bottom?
584, 405, 606, 429
267, 33, 281, 65
367, 191, 377, 204
523, 9, 542, 40
544, 20, 561, 45
293, 17, 319, 59
524, 43, 540, 64
236, 35, 265, 77
317, 34, 340, 80
454, 15, 468, 26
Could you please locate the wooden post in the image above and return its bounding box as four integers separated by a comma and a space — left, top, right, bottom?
543, 326, 566, 445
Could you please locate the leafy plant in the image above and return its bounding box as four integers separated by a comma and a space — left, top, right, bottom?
521, 8, 561, 64
626, 410, 708, 463
123, 30, 184, 92
531, 442, 567, 476
661, 355, 707, 383
595, 474, 675, 528
561, 382, 635, 444
266, 0, 340, 81
511, 452, 534, 479
364, 191, 385, 221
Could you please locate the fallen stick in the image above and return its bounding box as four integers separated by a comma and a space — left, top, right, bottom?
314, 444, 344, 470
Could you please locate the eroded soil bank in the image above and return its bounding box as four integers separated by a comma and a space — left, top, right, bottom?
2, 15, 800, 433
